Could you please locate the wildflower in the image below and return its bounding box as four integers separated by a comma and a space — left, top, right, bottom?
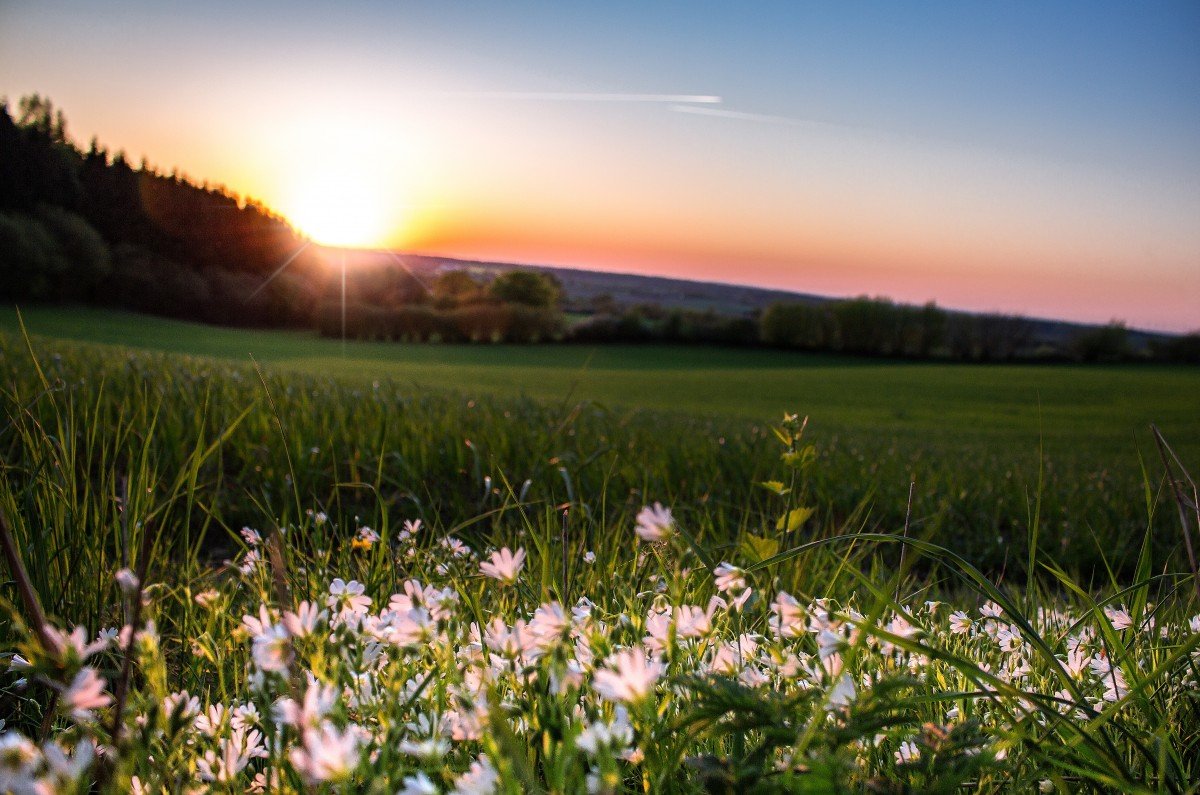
163, 690, 201, 721
442, 537, 472, 557
451, 754, 498, 795
289, 722, 362, 784
194, 589, 219, 608
576, 708, 635, 755
828, 673, 856, 709
275, 679, 338, 729
240, 527, 262, 547
593, 649, 663, 704
769, 591, 806, 638
399, 771, 439, 795
197, 728, 268, 783
194, 704, 227, 736
42, 625, 108, 662
398, 737, 449, 760
282, 601, 327, 638
635, 503, 674, 542
352, 525, 379, 550
894, 740, 921, 764
41, 738, 94, 786
980, 601, 1003, 619
326, 579, 371, 615
251, 624, 292, 673
529, 602, 569, 645
231, 702, 261, 731
583, 550, 597, 564
0, 732, 40, 788
713, 562, 746, 593
236, 548, 262, 575
115, 568, 139, 595
480, 547, 525, 584
1091, 656, 1129, 702
1062, 646, 1091, 678
948, 610, 972, 635
61, 666, 112, 722
1104, 606, 1133, 631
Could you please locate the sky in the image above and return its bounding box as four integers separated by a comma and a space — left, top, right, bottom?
2, 1, 1198, 332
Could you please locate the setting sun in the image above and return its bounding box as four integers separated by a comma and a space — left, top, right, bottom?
279, 160, 397, 249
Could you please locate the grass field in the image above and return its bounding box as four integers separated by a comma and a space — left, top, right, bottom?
2, 305, 1199, 791
4, 305, 1197, 459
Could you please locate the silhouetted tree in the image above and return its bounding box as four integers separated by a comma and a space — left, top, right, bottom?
489, 270, 561, 308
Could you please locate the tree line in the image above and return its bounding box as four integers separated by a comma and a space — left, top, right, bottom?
1, 94, 325, 326
2, 95, 1195, 361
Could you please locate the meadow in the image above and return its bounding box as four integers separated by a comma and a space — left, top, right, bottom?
0, 308, 1198, 792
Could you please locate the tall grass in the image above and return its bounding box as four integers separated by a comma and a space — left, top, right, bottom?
0, 327, 1197, 791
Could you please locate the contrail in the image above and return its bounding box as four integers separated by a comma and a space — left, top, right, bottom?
432, 91, 722, 104
668, 104, 839, 129
246, 241, 312, 301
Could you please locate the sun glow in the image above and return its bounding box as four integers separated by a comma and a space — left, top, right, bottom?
279, 159, 398, 249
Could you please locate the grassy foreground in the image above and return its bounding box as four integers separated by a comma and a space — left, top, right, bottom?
0, 313, 1198, 791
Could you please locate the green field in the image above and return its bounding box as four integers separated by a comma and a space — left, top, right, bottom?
3, 305, 1200, 792
4, 305, 1197, 461
3, 304, 1198, 579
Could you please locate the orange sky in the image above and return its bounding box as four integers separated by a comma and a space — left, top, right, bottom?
2, 1, 1198, 331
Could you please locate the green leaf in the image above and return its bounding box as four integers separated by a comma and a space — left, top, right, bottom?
758, 480, 790, 496
776, 506, 816, 532
780, 445, 817, 470
739, 533, 780, 563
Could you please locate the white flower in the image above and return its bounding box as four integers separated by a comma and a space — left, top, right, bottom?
1062, 647, 1091, 679
948, 611, 973, 635
713, 562, 746, 593
1104, 606, 1133, 631
231, 702, 261, 731
769, 591, 806, 638
289, 722, 361, 783
583, 550, 597, 564
635, 503, 674, 542
240, 527, 262, 547
197, 728, 267, 783
399, 771, 439, 795
275, 679, 338, 729
895, 740, 921, 764
61, 666, 112, 722
398, 737, 449, 760
827, 673, 856, 709
593, 649, 663, 704
41, 737, 94, 785
0, 731, 40, 786
251, 624, 292, 673
115, 568, 140, 595
479, 547, 525, 584
194, 589, 219, 608
442, 537, 472, 557
451, 754, 498, 795
576, 708, 634, 755
163, 690, 201, 721
43, 625, 108, 662
326, 579, 371, 615
194, 704, 227, 736
282, 601, 327, 638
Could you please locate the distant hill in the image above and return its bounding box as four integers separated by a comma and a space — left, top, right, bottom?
374, 251, 1176, 353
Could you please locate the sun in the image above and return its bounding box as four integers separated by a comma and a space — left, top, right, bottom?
280, 161, 394, 249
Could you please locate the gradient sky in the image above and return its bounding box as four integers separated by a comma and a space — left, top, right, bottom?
2, 1, 1198, 331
